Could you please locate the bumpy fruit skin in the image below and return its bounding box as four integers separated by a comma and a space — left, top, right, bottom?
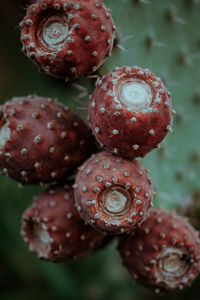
118, 209, 200, 293
21, 182, 108, 262
74, 151, 153, 234
20, 0, 115, 80
0, 96, 95, 185
89, 66, 173, 159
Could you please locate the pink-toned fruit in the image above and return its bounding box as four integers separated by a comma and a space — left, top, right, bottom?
20, 0, 115, 80
21, 182, 108, 262
0, 96, 95, 185
74, 151, 154, 234
89, 66, 173, 159
118, 209, 200, 293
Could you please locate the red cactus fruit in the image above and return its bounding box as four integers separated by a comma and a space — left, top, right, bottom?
89, 66, 174, 159
21, 182, 108, 262
20, 0, 115, 80
118, 209, 200, 293
0, 95, 95, 185
74, 151, 154, 234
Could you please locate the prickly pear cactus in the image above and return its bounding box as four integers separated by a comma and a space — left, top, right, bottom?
0, 0, 200, 299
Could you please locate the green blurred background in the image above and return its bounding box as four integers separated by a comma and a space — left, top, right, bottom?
0, 0, 200, 299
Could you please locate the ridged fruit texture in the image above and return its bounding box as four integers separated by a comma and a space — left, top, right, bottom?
118, 209, 200, 293
75, 151, 153, 234
21, 182, 108, 262
89, 66, 173, 159
0, 96, 95, 184
20, 0, 115, 80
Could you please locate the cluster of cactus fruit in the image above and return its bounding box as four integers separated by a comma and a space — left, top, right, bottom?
1, 0, 200, 295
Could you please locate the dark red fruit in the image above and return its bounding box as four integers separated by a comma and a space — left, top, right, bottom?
20, 0, 115, 80
118, 209, 200, 293
21, 182, 108, 262
0, 96, 95, 184
74, 151, 153, 234
89, 66, 173, 159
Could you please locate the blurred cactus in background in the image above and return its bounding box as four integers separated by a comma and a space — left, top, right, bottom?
0, 0, 200, 300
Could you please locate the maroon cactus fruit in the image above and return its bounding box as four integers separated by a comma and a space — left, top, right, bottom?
0, 96, 95, 185
20, 0, 115, 80
21, 182, 108, 262
74, 151, 154, 234
89, 66, 173, 159
118, 209, 200, 293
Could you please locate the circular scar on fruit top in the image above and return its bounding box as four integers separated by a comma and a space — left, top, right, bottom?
24, 220, 52, 259
99, 186, 132, 217
37, 13, 69, 50
0, 114, 11, 149
156, 248, 190, 288
117, 78, 153, 112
